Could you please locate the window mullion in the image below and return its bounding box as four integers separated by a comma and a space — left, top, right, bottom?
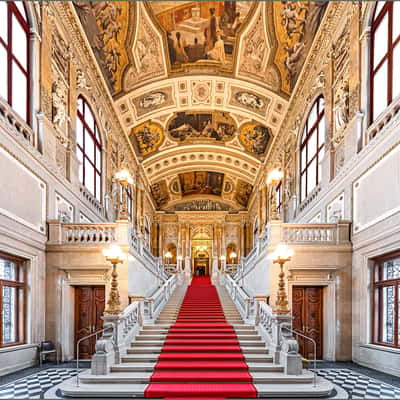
388, 4, 393, 105
0, 282, 3, 347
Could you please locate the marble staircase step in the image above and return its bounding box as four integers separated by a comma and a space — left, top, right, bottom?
111, 362, 156, 372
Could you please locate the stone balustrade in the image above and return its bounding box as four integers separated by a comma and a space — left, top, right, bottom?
62, 223, 116, 244
225, 274, 254, 322
281, 222, 350, 244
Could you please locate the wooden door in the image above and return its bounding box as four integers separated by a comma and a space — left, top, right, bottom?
292, 286, 323, 360
74, 286, 105, 359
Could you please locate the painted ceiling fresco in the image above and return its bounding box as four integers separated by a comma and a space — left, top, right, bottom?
151, 180, 170, 208
150, 172, 253, 211
73, 1, 130, 93
168, 111, 236, 143
73, 1, 327, 96
179, 172, 224, 196
168, 200, 232, 212
273, 1, 328, 92
150, 1, 254, 70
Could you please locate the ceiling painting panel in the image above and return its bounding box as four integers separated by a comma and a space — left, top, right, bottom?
168, 111, 236, 143
235, 179, 253, 208
73, 1, 130, 93
273, 1, 328, 92
179, 171, 224, 197
131, 86, 175, 118
149, 1, 255, 72
151, 180, 170, 208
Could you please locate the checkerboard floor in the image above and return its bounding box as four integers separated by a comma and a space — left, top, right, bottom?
316, 369, 400, 399
0, 369, 77, 399
1, 367, 400, 398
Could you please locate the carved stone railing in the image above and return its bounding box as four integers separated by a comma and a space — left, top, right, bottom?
281, 222, 350, 244
234, 221, 351, 286
254, 299, 302, 374
62, 223, 116, 244
79, 185, 104, 215
143, 274, 178, 322
367, 94, 400, 141
91, 299, 143, 375
0, 97, 35, 145
225, 274, 254, 322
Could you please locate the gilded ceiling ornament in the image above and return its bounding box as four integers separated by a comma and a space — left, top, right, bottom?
130, 121, 164, 157
239, 122, 271, 157
229, 87, 270, 116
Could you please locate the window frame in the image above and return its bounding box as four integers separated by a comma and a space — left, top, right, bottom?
299, 96, 325, 203
370, 2, 400, 123
371, 251, 400, 349
76, 96, 103, 203
276, 180, 282, 214
0, 2, 30, 123
0, 252, 27, 348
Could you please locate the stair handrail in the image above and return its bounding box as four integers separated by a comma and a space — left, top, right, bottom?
280, 324, 317, 388
225, 274, 254, 320
76, 325, 114, 386
144, 274, 177, 321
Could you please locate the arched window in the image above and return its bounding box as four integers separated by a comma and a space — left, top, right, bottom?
370, 2, 400, 122
300, 96, 325, 202
76, 97, 102, 202
276, 180, 282, 214
0, 2, 30, 122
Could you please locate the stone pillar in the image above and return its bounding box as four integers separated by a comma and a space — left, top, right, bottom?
239, 221, 245, 259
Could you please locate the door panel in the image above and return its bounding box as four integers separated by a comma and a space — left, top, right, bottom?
304, 287, 323, 359
291, 286, 323, 360
75, 286, 105, 359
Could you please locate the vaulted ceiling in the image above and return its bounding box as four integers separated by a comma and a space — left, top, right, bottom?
73, 1, 327, 211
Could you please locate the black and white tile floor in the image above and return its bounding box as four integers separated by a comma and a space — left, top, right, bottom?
0, 364, 400, 399
316, 369, 400, 399
0, 368, 77, 399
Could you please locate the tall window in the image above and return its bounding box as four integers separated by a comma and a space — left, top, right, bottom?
372, 252, 400, 348
276, 181, 282, 214
0, 253, 26, 347
0, 2, 30, 122
76, 97, 102, 202
300, 96, 325, 202
370, 2, 400, 122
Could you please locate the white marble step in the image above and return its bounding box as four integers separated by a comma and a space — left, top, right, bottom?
122, 354, 159, 362
80, 370, 314, 385
59, 378, 147, 397
111, 362, 156, 372
127, 346, 161, 354
58, 375, 334, 398
255, 376, 334, 397
79, 370, 151, 384
252, 370, 315, 384
132, 339, 265, 347
247, 363, 284, 372
135, 333, 261, 341
244, 353, 273, 362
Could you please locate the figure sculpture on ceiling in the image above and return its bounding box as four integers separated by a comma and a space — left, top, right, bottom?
52, 80, 67, 128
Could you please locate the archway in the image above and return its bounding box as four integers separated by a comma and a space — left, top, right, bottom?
191, 228, 212, 276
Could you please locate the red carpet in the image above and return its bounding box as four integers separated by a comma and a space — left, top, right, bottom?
145, 276, 257, 398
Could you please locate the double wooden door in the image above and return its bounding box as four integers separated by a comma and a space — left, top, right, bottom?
74, 286, 105, 359
292, 286, 323, 360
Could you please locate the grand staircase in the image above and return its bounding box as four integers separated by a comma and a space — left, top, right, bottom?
60, 276, 334, 398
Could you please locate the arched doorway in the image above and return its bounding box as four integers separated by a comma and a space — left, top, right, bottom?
191, 228, 212, 276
